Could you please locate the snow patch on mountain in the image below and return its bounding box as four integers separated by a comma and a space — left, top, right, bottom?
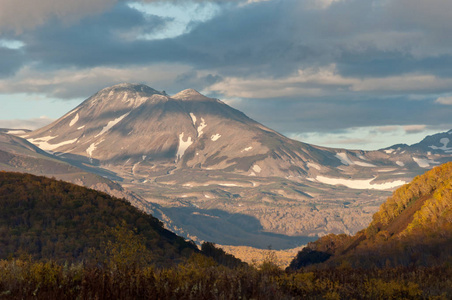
307, 162, 321, 170
77, 125, 85, 130
316, 176, 406, 190
357, 154, 368, 160
219, 183, 239, 187
197, 118, 207, 137
335, 152, 376, 167
45, 138, 78, 151
211, 133, 221, 141
396, 161, 405, 167
177, 133, 193, 161
429, 138, 452, 152
413, 157, 439, 168
69, 113, 79, 127
132, 162, 141, 175
252, 164, 262, 173
95, 112, 130, 137
189, 113, 197, 126
242, 146, 253, 152
384, 149, 395, 154
86, 140, 104, 163
65, 108, 79, 117
28, 135, 77, 151
335, 153, 354, 165
353, 161, 376, 167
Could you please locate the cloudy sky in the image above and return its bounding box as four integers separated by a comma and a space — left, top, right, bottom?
0, 0, 451, 150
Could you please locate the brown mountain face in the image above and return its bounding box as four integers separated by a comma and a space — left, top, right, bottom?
288, 162, 452, 269
20, 83, 452, 248
0, 132, 157, 215
25, 83, 339, 178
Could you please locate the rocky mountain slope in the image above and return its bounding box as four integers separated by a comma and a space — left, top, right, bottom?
19, 83, 452, 248
288, 162, 452, 269
0, 131, 161, 215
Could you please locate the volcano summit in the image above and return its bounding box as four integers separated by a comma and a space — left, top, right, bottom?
22, 83, 451, 248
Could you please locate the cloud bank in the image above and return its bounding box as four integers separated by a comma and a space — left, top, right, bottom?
0, 0, 450, 148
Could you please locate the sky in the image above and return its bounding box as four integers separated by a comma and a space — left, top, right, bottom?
0, 0, 451, 150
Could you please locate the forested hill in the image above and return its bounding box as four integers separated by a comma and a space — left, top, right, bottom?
0, 171, 201, 266
289, 162, 452, 269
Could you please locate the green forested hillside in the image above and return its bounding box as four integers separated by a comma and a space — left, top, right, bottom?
0, 171, 200, 266
289, 162, 452, 269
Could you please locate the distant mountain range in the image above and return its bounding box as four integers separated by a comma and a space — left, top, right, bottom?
3, 83, 452, 248
288, 162, 452, 269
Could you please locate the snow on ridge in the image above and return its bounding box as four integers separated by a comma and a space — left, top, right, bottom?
95, 112, 130, 137
65, 107, 79, 117
197, 118, 207, 137
384, 149, 395, 154
316, 175, 406, 190
211, 133, 221, 141
69, 113, 79, 127
429, 137, 452, 152
335, 153, 354, 165
413, 157, 439, 168
190, 113, 197, 126
176, 133, 193, 161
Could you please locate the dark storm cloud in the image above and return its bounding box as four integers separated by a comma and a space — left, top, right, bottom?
0, 0, 241, 33
21, 3, 172, 68
13, 0, 452, 81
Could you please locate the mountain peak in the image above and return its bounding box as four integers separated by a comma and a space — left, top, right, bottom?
172, 89, 212, 101
100, 83, 163, 96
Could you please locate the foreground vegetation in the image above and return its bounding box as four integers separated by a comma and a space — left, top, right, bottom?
0, 255, 450, 299
1, 165, 451, 299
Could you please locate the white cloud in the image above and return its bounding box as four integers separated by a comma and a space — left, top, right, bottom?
0, 64, 193, 99
207, 65, 352, 98
0, 39, 25, 50
435, 96, 452, 105
0, 116, 53, 130
208, 65, 452, 99
403, 124, 426, 134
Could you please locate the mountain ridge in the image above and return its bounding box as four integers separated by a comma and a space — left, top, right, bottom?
17, 83, 452, 247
